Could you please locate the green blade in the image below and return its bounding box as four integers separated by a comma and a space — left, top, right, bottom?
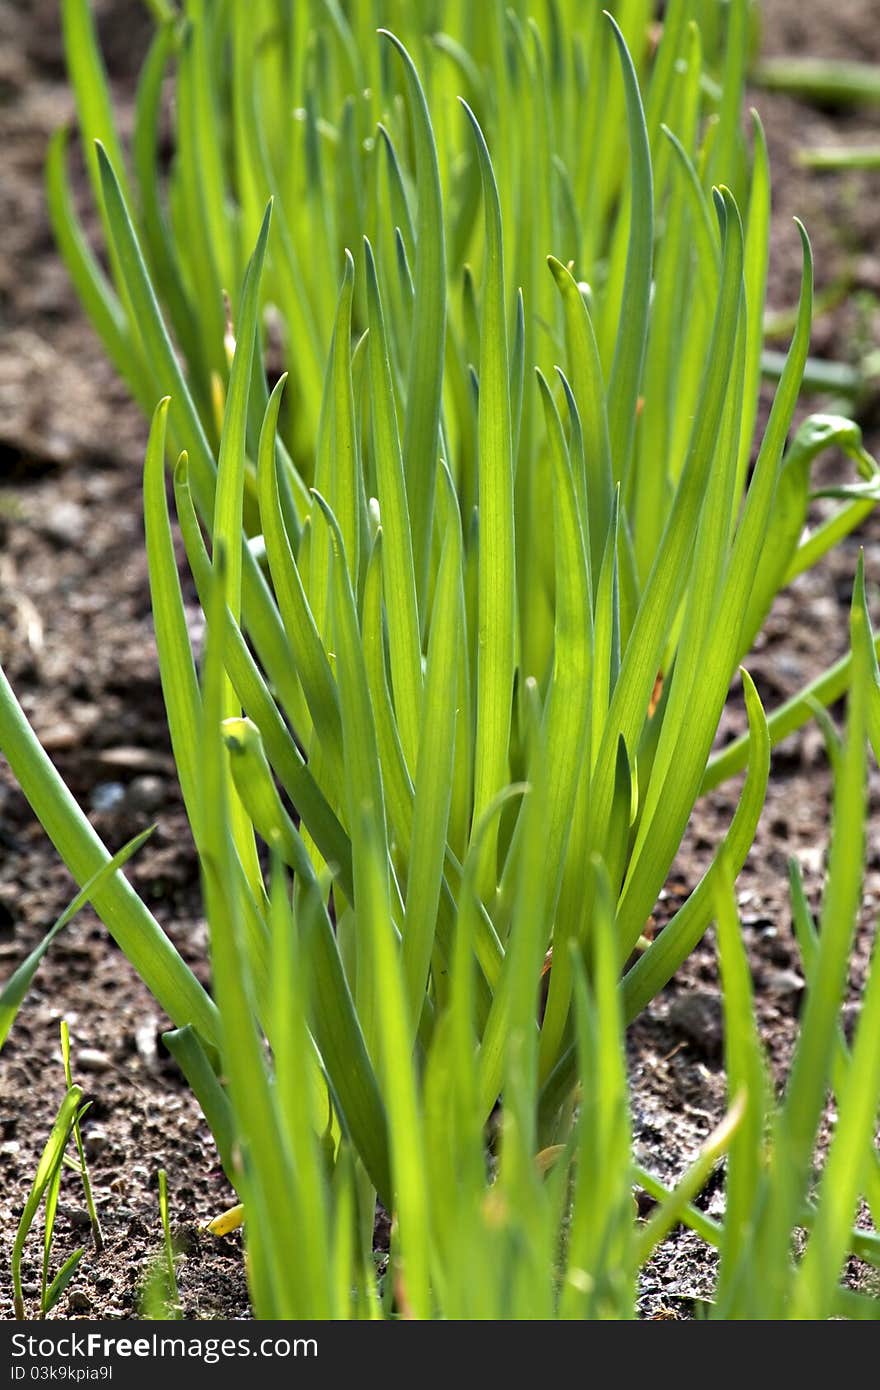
402, 471, 463, 1030
0, 661, 218, 1044
604, 13, 654, 488
380, 31, 446, 620
12, 1086, 83, 1319
363, 236, 422, 772
461, 99, 515, 900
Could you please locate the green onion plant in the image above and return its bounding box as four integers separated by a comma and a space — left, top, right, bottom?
187, 562, 880, 1318
44, 0, 880, 1102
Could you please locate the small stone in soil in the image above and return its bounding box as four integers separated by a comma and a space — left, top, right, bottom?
57, 1205, 93, 1230
760, 967, 806, 1008
90, 782, 126, 814
39, 720, 79, 752
98, 746, 173, 774
124, 774, 165, 814
76, 1047, 112, 1073
133, 1017, 160, 1071
667, 990, 724, 1059
175, 1224, 201, 1256
40, 500, 87, 546
82, 1128, 109, 1158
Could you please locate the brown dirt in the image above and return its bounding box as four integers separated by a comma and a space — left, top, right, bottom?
0, 0, 246, 1320
1, 0, 879, 1321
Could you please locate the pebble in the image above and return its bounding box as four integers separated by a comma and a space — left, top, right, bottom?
175, 1223, 200, 1256
761, 967, 805, 1006
796, 844, 825, 876
667, 989, 724, 1059
98, 746, 173, 774
40, 500, 87, 546
76, 1047, 112, 1074
57, 1204, 92, 1230
134, 1018, 160, 1072
67, 1291, 92, 1314
124, 774, 165, 815
83, 1128, 109, 1159
40, 720, 79, 752
776, 653, 804, 682
90, 781, 125, 814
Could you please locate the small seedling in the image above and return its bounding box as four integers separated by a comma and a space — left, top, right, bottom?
9, 1019, 117, 1318
60, 1021, 103, 1254
139, 1170, 183, 1320
11, 1082, 84, 1319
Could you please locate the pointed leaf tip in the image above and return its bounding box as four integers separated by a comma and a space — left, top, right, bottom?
854, 548, 867, 603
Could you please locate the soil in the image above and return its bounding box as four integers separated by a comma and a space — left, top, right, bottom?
1, 0, 880, 1322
